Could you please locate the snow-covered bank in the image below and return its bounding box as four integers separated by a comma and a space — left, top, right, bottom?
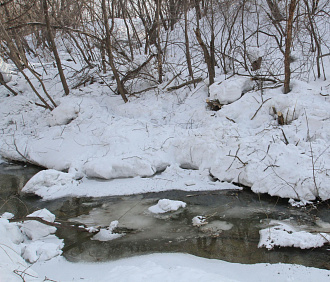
32, 253, 330, 282
1, 77, 328, 201
21, 165, 239, 200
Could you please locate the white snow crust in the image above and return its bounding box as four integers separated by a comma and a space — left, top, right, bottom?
91, 220, 123, 241
0, 209, 63, 281
32, 253, 330, 282
259, 220, 330, 250
0, 56, 12, 82
148, 199, 187, 213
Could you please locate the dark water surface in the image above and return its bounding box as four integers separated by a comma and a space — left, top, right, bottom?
0, 163, 329, 270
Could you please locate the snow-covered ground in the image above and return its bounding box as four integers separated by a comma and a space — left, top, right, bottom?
32, 253, 330, 282
1, 73, 330, 201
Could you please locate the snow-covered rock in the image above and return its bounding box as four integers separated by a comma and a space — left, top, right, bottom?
92, 220, 123, 241
148, 199, 187, 214
258, 220, 330, 250
209, 76, 254, 104
192, 216, 208, 226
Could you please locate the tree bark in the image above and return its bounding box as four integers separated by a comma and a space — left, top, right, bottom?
195, 28, 214, 85
283, 0, 298, 94
101, 0, 128, 103
42, 0, 70, 96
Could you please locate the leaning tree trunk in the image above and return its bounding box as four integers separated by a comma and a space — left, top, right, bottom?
42, 0, 70, 96
101, 0, 128, 103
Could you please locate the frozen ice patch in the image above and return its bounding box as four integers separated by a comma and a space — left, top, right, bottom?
200, 220, 233, 235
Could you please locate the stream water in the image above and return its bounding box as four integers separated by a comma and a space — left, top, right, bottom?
1, 163, 329, 270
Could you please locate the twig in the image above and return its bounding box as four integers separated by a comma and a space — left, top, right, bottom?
251, 98, 271, 120
226, 116, 236, 123
281, 128, 289, 145
226, 145, 248, 171
304, 110, 319, 196
163, 71, 182, 89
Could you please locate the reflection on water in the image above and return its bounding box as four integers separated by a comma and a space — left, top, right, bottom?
0, 163, 329, 270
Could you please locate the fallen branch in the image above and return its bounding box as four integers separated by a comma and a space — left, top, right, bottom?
226, 145, 248, 171
9, 216, 94, 233
281, 128, 289, 145
0, 73, 18, 96
130, 86, 158, 96
167, 77, 202, 91
121, 54, 156, 84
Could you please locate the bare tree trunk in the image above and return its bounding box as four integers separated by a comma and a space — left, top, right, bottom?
304, 0, 322, 79
195, 28, 214, 85
284, 0, 298, 94
101, 0, 128, 102
210, 0, 216, 81
156, 0, 163, 83
42, 0, 70, 96
184, 0, 194, 83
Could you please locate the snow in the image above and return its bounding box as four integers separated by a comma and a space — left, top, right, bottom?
32, 254, 330, 282
0, 210, 63, 281
21, 209, 57, 240
209, 75, 254, 104
0, 3, 330, 280
192, 216, 208, 226
47, 97, 79, 126
91, 220, 123, 241
2, 79, 328, 201
258, 220, 330, 250
22, 165, 238, 200
0, 56, 12, 83
148, 199, 187, 214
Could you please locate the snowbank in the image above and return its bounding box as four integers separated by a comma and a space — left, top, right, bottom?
4, 81, 330, 201
33, 253, 330, 282
0, 32, 330, 203
0, 209, 63, 281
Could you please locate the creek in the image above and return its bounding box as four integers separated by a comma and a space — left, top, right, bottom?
0, 163, 329, 270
